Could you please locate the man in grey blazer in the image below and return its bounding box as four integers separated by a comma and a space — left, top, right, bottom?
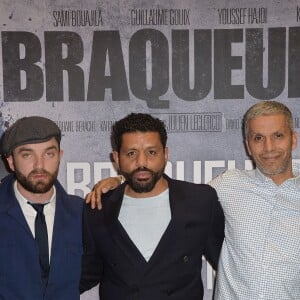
80, 113, 224, 300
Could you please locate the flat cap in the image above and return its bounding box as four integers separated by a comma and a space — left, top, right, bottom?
0, 116, 61, 157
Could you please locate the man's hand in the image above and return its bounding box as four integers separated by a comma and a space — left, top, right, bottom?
85, 176, 123, 209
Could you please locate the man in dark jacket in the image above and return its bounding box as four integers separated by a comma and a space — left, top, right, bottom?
0, 116, 83, 300
80, 113, 224, 300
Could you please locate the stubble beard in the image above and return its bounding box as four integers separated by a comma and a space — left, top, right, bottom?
256, 151, 292, 176
122, 166, 165, 193
15, 168, 58, 194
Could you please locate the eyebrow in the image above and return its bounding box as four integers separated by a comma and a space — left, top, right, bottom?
16, 145, 59, 153
249, 129, 286, 137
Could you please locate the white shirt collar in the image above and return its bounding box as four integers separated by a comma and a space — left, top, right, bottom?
13, 180, 56, 216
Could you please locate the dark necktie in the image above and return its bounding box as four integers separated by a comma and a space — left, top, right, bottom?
28, 202, 50, 285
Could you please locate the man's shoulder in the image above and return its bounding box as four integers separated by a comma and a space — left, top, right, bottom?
55, 180, 84, 207
212, 168, 250, 181
167, 177, 217, 197
0, 174, 15, 200
0, 173, 14, 187
66, 193, 84, 204
171, 177, 214, 189
209, 168, 255, 191
55, 179, 81, 194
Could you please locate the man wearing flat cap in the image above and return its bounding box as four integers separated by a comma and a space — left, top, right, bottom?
0, 116, 83, 300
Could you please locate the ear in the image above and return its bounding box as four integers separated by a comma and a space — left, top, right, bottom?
245, 139, 252, 157
6, 155, 15, 172
164, 147, 169, 163
59, 149, 64, 159
292, 131, 298, 150
112, 151, 120, 169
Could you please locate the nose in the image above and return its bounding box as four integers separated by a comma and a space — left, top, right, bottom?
33, 155, 44, 169
263, 137, 275, 152
136, 152, 147, 168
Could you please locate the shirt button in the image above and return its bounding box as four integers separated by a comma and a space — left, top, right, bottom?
183, 255, 189, 263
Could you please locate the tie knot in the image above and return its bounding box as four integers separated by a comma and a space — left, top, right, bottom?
28, 202, 47, 213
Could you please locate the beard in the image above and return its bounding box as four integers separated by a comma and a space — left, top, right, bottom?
255, 151, 292, 176
122, 166, 165, 193
14, 168, 58, 194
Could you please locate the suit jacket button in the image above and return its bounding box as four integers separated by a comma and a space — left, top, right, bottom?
132, 287, 139, 296
166, 289, 172, 296
183, 255, 189, 263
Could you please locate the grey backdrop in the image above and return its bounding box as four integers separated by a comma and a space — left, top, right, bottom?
1, 0, 300, 299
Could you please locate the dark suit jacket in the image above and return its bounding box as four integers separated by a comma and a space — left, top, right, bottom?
80, 175, 224, 300
0, 174, 84, 300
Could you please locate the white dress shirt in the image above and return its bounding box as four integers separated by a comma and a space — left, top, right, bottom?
14, 181, 56, 261
210, 164, 300, 300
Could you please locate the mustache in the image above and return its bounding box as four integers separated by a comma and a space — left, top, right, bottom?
261, 151, 280, 157
132, 167, 153, 174
29, 169, 51, 176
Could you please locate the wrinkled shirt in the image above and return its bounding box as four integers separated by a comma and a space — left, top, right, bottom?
210, 165, 300, 300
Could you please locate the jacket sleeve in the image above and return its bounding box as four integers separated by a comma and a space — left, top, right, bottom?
203, 189, 225, 270
80, 205, 103, 293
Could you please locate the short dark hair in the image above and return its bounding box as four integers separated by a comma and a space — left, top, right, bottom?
111, 113, 167, 152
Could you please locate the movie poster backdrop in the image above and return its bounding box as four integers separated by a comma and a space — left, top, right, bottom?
1, 0, 300, 298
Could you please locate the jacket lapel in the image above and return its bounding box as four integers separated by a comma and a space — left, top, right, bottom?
143, 175, 179, 270
47, 182, 68, 283
104, 175, 181, 273
7, 201, 33, 236
104, 184, 148, 266
4, 177, 33, 237
50, 187, 65, 257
